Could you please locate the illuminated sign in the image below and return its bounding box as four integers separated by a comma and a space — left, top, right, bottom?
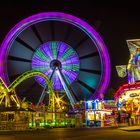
130, 93, 138, 97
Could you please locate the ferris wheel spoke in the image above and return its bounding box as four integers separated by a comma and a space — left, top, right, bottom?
79, 51, 99, 60
38, 68, 56, 105
50, 21, 55, 40
77, 79, 95, 93
61, 48, 75, 62
16, 37, 35, 52
68, 85, 79, 101
40, 46, 53, 61
57, 43, 68, 60
56, 49, 59, 60
31, 25, 44, 44
50, 42, 58, 59
50, 68, 56, 80
73, 36, 89, 50
37, 84, 47, 105
64, 25, 72, 42
80, 68, 101, 75
8, 55, 31, 63
56, 69, 76, 108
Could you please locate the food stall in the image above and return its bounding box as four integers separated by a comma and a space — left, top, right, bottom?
85, 100, 116, 127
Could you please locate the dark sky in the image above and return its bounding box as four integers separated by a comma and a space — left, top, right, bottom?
0, 0, 140, 91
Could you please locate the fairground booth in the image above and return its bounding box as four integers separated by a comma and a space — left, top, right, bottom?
114, 82, 140, 125
85, 100, 117, 127
115, 39, 140, 126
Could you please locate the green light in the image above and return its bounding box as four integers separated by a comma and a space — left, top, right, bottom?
61, 48, 75, 61
35, 49, 50, 62
61, 121, 65, 126
32, 66, 49, 72
29, 122, 32, 127
51, 42, 58, 59
40, 122, 45, 126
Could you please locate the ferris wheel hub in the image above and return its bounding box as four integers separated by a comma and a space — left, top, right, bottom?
32, 41, 80, 90
50, 59, 62, 70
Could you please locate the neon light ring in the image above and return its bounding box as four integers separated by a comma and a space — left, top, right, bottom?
0, 12, 110, 103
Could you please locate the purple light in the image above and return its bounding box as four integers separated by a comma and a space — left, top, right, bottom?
0, 12, 110, 98
32, 41, 80, 91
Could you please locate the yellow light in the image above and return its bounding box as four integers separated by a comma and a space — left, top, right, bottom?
56, 98, 60, 102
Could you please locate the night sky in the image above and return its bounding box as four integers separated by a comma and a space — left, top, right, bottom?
0, 0, 140, 91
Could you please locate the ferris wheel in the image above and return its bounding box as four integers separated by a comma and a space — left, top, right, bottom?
0, 12, 110, 105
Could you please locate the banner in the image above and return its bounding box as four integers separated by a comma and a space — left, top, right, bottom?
116, 65, 127, 78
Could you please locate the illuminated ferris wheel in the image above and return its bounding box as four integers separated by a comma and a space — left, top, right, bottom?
0, 12, 110, 106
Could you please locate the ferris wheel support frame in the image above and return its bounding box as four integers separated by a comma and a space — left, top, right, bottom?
37, 67, 56, 105
56, 68, 76, 108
